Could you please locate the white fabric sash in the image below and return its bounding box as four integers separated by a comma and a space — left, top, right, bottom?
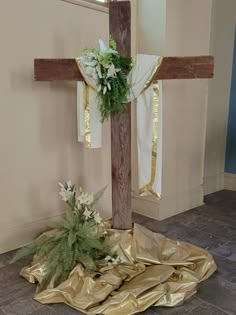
76, 54, 162, 197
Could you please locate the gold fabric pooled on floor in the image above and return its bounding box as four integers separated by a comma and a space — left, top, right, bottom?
20, 224, 216, 315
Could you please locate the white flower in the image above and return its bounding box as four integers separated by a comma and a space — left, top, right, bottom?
97, 84, 102, 92
105, 255, 113, 262
112, 257, 122, 264
58, 181, 74, 202
106, 64, 120, 79
103, 86, 107, 95
96, 65, 102, 79
107, 82, 111, 90
104, 255, 122, 265
98, 39, 118, 55
59, 190, 74, 202
94, 212, 102, 224
58, 182, 64, 189
99, 39, 108, 53
66, 180, 72, 189
83, 208, 92, 220
77, 192, 94, 205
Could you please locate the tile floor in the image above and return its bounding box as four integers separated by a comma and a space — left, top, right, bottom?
0, 190, 236, 315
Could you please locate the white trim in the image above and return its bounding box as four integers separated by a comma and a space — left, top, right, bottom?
224, 173, 236, 191
0, 212, 65, 254
60, 0, 109, 13
0, 210, 65, 231
132, 185, 204, 221
204, 172, 225, 195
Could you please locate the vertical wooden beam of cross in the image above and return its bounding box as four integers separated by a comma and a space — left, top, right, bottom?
109, 1, 132, 229
34, 1, 214, 230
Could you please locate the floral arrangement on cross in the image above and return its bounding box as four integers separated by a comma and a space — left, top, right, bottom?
82, 36, 133, 121
12, 182, 119, 290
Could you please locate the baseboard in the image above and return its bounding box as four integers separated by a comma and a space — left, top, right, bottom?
132, 193, 161, 220
0, 212, 64, 254
203, 173, 225, 195
132, 186, 204, 221
224, 173, 236, 191
158, 187, 204, 220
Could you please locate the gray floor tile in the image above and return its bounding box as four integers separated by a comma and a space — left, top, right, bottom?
0, 291, 42, 315
213, 241, 236, 261
190, 304, 230, 315
0, 251, 32, 271
150, 296, 202, 315
197, 276, 236, 314
190, 204, 236, 221
212, 253, 236, 283
50, 304, 158, 315
144, 221, 226, 251
204, 190, 236, 207
137, 310, 156, 315
179, 215, 236, 242
133, 212, 154, 225
29, 306, 57, 315
49, 304, 85, 315
0, 263, 35, 305
0, 250, 16, 269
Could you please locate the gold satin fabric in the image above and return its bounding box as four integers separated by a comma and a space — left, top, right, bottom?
139, 82, 161, 199
20, 224, 216, 315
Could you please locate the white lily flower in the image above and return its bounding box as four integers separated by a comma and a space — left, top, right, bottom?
104, 255, 113, 261
112, 257, 122, 264
59, 190, 74, 202
107, 64, 118, 78
94, 212, 102, 224
105, 48, 118, 55
97, 84, 102, 92
96, 65, 102, 79
83, 208, 92, 220
58, 182, 64, 188
66, 180, 72, 189
107, 82, 111, 91
78, 192, 94, 205
99, 39, 108, 53
103, 86, 107, 95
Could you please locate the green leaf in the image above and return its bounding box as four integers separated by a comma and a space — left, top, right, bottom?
92, 185, 107, 205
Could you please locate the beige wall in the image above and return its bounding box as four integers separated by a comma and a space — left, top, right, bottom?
0, 0, 110, 253
137, 0, 166, 56
204, 0, 236, 194
133, 0, 213, 220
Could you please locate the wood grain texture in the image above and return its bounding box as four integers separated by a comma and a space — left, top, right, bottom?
34, 56, 214, 81
154, 56, 214, 79
109, 1, 132, 229
34, 59, 83, 81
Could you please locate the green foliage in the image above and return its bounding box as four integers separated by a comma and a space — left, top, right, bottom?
109, 35, 117, 50
98, 52, 132, 121
11, 183, 114, 291
82, 37, 133, 122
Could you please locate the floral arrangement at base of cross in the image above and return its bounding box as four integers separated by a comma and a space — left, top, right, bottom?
11, 182, 117, 291
83, 36, 133, 121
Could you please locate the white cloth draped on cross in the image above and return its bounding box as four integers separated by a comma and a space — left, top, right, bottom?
75, 41, 163, 198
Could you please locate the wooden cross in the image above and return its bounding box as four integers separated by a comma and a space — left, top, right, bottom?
34, 1, 214, 230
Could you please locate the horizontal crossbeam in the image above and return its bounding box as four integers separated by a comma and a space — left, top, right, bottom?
34, 56, 214, 81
